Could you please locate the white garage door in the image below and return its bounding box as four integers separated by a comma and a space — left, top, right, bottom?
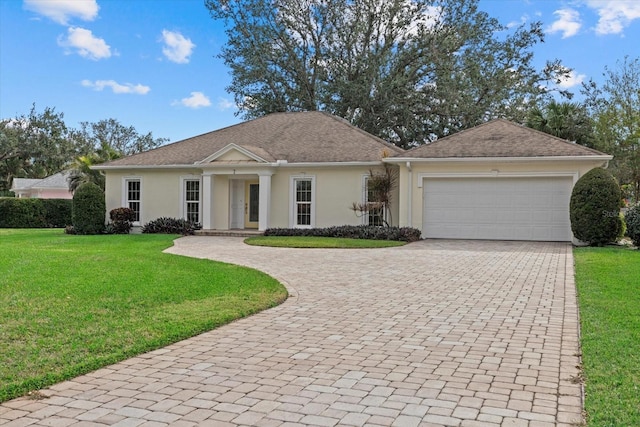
423, 177, 572, 241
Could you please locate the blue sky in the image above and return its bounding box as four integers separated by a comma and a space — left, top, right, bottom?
1, 0, 639, 144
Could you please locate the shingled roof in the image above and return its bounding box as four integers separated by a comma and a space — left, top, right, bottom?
101, 111, 404, 167
401, 119, 608, 158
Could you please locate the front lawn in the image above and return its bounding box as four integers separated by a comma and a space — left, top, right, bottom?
574, 246, 640, 426
0, 229, 287, 402
244, 235, 406, 248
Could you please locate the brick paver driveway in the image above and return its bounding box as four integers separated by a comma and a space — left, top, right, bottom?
0, 238, 583, 427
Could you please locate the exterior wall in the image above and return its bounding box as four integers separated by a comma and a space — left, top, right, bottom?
269, 165, 400, 228
395, 159, 609, 230
105, 169, 195, 225
104, 164, 401, 230
15, 188, 72, 199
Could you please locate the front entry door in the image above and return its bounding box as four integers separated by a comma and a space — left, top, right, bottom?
244, 181, 259, 229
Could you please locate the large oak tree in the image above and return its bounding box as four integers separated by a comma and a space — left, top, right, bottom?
207, 0, 571, 148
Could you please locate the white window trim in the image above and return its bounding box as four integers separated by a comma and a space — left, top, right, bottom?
180, 176, 202, 224
362, 174, 386, 226
122, 176, 142, 226
289, 175, 316, 228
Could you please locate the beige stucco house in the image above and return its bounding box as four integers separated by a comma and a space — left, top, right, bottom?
96, 112, 611, 242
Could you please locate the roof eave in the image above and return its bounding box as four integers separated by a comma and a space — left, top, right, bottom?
385, 155, 613, 163
93, 160, 386, 171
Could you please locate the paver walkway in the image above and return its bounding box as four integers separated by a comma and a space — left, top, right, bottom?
0, 238, 583, 427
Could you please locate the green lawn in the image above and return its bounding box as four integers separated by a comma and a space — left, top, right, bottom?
574, 246, 640, 427
244, 236, 406, 248
0, 229, 287, 402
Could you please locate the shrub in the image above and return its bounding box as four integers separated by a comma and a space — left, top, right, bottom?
142, 217, 197, 235
72, 183, 105, 235
0, 198, 47, 228
42, 199, 72, 228
570, 168, 621, 246
108, 207, 135, 234
625, 204, 640, 247
264, 225, 422, 242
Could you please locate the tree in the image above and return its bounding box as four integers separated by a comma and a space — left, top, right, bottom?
75, 118, 168, 156
0, 105, 87, 191
583, 56, 640, 204
67, 142, 121, 192
526, 100, 595, 147
206, 0, 571, 148
67, 119, 167, 192
570, 168, 621, 246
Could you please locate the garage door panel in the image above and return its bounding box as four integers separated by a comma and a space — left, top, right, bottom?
423, 177, 572, 242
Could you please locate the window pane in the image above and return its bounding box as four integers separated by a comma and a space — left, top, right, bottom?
297, 203, 311, 225
184, 180, 200, 223
126, 180, 141, 222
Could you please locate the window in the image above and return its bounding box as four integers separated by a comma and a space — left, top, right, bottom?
291, 176, 315, 227
365, 176, 385, 226
184, 179, 200, 224
125, 179, 141, 223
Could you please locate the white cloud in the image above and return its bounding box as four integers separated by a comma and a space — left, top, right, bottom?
173, 92, 211, 109
507, 15, 529, 29
558, 70, 586, 89
586, 0, 640, 35
547, 8, 582, 38
81, 79, 150, 94
217, 97, 235, 111
57, 27, 111, 60
24, 0, 99, 25
160, 30, 195, 64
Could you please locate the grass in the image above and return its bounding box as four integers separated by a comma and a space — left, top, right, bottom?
574, 246, 640, 427
0, 229, 287, 403
244, 235, 406, 248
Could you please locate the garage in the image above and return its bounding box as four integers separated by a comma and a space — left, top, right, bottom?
422, 176, 573, 241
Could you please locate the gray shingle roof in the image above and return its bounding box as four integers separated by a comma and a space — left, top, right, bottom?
10, 172, 71, 191
101, 111, 404, 167
401, 119, 608, 158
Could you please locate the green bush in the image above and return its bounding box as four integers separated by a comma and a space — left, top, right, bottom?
264, 225, 422, 242
0, 198, 46, 228
108, 207, 135, 234
72, 183, 105, 235
142, 217, 197, 235
625, 204, 640, 247
570, 168, 622, 246
42, 199, 72, 227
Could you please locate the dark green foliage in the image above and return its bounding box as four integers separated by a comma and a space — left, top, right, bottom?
570, 168, 622, 246
72, 183, 105, 235
264, 225, 422, 242
108, 207, 135, 234
0, 198, 46, 228
142, 217, 198, 235
42, 199, 72, 227
625, 204, 640, 247
0, 198, 72, 228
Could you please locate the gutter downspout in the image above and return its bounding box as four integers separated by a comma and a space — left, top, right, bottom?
406, 161, 412, 227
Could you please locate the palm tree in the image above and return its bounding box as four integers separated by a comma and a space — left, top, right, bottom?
526, 101, 595, 148
67, 142, 121, 192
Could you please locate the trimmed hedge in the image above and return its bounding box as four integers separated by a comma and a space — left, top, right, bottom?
0, 198, 72, 228
625, 204, 640, 247
72, 183, 105, 235
108, 207, 135, 234
264, 225, 422, 242
142, 217, 198, 235
570, 168, 622, 246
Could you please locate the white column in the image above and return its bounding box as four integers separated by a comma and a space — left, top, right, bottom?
258, 173, 272, 231
202, 174, 214, 229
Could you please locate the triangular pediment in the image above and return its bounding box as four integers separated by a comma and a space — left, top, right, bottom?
196, 143, 269, 164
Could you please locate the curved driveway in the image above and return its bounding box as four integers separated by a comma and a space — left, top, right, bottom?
1, 238, 583, 426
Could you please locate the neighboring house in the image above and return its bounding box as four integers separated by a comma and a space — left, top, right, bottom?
10, 171, 73, 199
95, 112, 611, 242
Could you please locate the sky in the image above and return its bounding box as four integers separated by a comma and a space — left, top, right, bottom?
1, 0, 639, 144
